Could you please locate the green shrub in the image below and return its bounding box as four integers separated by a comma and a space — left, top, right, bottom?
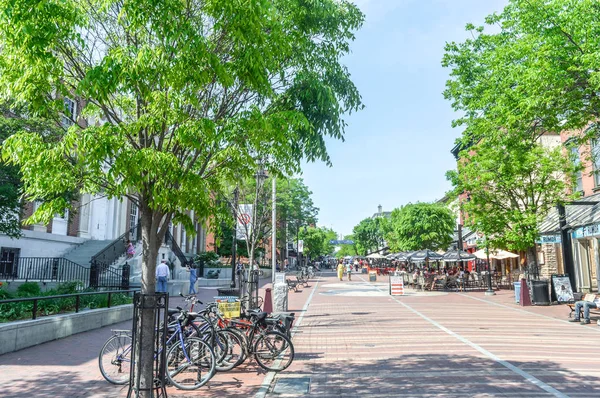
0, 287, 12, 300
53, 281, 83, 295
17, 282, 41, 297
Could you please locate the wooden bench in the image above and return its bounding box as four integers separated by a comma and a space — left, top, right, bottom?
567, 293, 600, 319
296, 275, 309, 288
286, 279, 301, 292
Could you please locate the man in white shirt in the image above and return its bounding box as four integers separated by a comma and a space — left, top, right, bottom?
156, 259, 170, 293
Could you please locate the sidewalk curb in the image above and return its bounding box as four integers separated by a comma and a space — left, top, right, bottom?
254, 274, 322, 398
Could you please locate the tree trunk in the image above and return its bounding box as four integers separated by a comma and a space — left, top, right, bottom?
132, 207, 160, 398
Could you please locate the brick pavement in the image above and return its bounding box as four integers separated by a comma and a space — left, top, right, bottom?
2, 272, 600, 397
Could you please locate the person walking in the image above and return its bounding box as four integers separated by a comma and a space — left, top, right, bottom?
337, 260, 345, 281
156, 259, 170, 293
186, 263, 198, 295
346, 261, 353, 281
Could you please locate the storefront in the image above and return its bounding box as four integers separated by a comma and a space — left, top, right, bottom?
536, 234, 564, 279
571, 225, 600, 293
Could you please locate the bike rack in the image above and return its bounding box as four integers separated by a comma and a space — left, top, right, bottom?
127, 292, 169, 398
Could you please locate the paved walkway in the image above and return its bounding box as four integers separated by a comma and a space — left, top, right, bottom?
2, 272, 600, 397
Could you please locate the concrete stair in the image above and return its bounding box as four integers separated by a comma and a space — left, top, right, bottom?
62, 239, 113, 267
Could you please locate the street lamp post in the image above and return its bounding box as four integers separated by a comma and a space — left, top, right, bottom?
485, 237, 495, 296
230, 187, 239, 289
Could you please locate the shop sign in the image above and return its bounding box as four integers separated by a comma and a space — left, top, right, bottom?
536, 235, 562, 244
572, 224, 600, 239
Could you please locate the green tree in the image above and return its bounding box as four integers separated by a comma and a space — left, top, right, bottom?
0, 106, 65, 238
446, 136, 575, 266
0, 117, 23, 238
385, 203, 454, 252
443, 0, 600, 151
442, 0, 587, 267
352, 217, 385, 255
0, 0, 363, 392
298, 226, 337, 258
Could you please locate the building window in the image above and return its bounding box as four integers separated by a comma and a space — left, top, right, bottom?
592, 138, 600, 187
129, 203, 138, 229
569, 143, 583, 192
62, 98, 76, 127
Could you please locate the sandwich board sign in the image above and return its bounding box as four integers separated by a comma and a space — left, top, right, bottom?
389, 276, 404, 296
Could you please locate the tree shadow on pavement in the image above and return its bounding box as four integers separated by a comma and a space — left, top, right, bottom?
287, 353, 600, 397
2, 370, 126, 398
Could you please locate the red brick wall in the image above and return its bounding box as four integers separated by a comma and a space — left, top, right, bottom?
560, 129, 598, 198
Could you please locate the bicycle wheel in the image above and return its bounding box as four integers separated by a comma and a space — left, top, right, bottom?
98, 334, 132, 385
225, 327, 249, 367
253, 331, 294, 372
215, 329, 244, 372
166, 337, 216, 390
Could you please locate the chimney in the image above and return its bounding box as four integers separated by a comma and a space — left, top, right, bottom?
378, 204, 382, 214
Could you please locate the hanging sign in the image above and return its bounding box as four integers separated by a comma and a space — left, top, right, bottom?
536, 235, 562, 244
572, 223, 600, 239
236, 204, 253, 240
298, 240, 304, 253
389, 276, 404, 296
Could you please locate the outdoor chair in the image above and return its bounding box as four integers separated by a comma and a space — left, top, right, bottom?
445, 276, 458, 291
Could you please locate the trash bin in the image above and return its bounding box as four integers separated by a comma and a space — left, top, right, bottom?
530, 280, 550, 305
369, 271, 377, 282
513, 282, 521, 303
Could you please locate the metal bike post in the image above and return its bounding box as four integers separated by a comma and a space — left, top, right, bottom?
127, 292, 169, 398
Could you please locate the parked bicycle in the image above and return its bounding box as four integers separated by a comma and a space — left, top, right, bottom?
98, 307, 216, 390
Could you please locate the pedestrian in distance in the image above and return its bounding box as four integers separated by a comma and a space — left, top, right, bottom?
186, 263, 197, 295
156, 259, 170, 293
347, 261, 353, 281
126, 240, 135, 259
337, 260, 345, 281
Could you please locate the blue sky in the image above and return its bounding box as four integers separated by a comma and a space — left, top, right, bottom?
301, 0, 508, 236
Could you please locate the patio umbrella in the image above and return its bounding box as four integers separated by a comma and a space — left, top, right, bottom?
473, 249, 519, 260
394, 251, 413, 261
442, 249, 476, 262
366, 253, 386, 259
492, 250, 519, 260
409, 249, 443, 263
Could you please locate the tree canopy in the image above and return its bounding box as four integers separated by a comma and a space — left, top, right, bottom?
442, 0, 592, 265
0, 0, 363, 273
384, 203, 454, 252
443, 0, 600, 143
298, 226, 336, 258
446, 136, 575, 258
352, 217, 386, 255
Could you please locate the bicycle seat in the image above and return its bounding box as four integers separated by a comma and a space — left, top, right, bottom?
167, 308, 180, 316
251, 311, 268, 321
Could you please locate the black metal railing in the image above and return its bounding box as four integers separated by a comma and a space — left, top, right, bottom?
0, 257, 90, 284
0, 289, 138, 320
165, 230, 190, 267
90, 262, 131, 289
91, 223, 141, 273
